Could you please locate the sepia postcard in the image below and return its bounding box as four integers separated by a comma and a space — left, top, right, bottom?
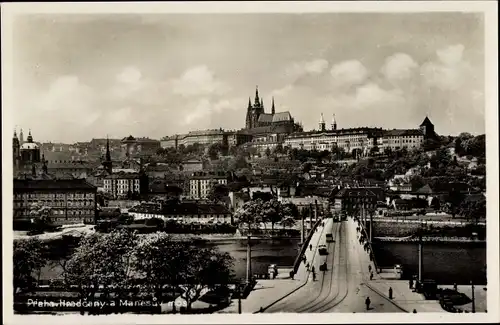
2, 1, 498, 324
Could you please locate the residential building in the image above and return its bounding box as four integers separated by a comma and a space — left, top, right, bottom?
128, 201, 233, 224
103, 171, 149, 199
182, 159, 204, 172
189, 172, 228, 199
333, 187, 378, 213
160, 135, 179, 149
121, 135, 161, 157
13, 178, 97, 225
381, 129, 424, 151
183, 129, 227, 147
284, 119, 384, 157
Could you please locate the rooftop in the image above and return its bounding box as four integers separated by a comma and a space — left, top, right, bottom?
14, 178, 97, 191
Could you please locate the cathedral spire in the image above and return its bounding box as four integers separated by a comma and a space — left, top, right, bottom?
271, 97, 275, 115
14, 128, 18, 139
254, 85, 260, 106
27, 129, 33, 143
319, 113, 326, 131
106, 136, 111, 162
20, 128, 24, 144
248, 97, 252, 110
332, 114, 337, 131
103, 135, 113, 175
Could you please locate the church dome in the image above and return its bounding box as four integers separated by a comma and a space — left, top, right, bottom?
20, 142, 39, 150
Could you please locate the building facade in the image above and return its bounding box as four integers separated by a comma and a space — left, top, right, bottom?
284, 122, 384, 157
334, 188, 378, 214
103, 171, 149, 199
189, 172, 228, 199
381, 129, 424, 151
121, 135, 161, 157
13, 179, 97, 225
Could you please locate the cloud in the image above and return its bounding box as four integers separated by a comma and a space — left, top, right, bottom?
182, 97, 243, 126
286, 59, 329, 79
330, 60, 369, 88
421, 44, 474, 91
380, 53, 419, 83
35, 76, 100, 125
436, 44, 465, 66
172, 65, 230, 97
116, 66, 142, 84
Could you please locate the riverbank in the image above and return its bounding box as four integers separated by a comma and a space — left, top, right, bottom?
368, 220, 486, 239
374, 236, 486, 243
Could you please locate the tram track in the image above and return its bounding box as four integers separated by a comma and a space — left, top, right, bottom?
264, 219, 332, 313
304, 222, 350, 313
294, 222, 341, 313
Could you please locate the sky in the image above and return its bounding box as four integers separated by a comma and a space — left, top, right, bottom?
10, 12, 485, 143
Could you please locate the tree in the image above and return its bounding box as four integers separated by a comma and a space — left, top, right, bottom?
234, 199, 264, 233
446, 187, 465, 218
369, 146, 379, 156
228, 155, 249, 171
280, 216, 296, 230
274, 144, 284, 155
431, 195, 442, 209
459, 196, 486, 224
262, 199, 285, 237
134, 234, 194, 311
65, 229, 139, 314
207, 183, 229, 203
177, 245, 233, 312
283, 202, 299, 220
13, 238, 46, 295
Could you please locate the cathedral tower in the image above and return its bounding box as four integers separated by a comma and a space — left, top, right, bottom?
319, 113, 326, 131
271, 97, 275, 115
245, 97, 253, 129
332, 114, 337, 131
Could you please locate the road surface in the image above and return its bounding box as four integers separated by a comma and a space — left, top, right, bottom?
265, 218, 405, 313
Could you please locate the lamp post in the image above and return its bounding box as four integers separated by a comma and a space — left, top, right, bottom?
238, 283, 242, 314
418, 224, 424, 283
246, 235, 252, 284
471, 281, 475, 313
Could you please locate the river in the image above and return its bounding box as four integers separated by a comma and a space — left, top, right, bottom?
37, 236, 486, 285
371, 241, 487, 285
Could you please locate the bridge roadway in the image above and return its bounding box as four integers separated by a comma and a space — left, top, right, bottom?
265, 218, 404, 313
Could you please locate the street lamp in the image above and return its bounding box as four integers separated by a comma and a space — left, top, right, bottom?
471, 281, 475, 313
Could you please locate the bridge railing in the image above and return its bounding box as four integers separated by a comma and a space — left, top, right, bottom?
357, 217, 380, 274
292, 218, 322, 274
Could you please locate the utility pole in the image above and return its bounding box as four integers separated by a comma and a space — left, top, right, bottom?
238, 284, 242, 314
369, 210, 373, 244
301, 209, 305, 244
246, 235, 252, 284
418, 230, 423, 282
471, 281, 475, 313
314, 199, 318, 222
309, 203, 313, 234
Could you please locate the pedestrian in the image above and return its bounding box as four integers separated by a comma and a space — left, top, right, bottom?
365, 297, 371, 310
453, 283, 458, 291
368, 265, 372, 273
389, 287, 393, 300
311, 266, 315, 274
306, 262, 310, 270
309, 244, 312, 251
370, 272, 373, 280
290, 271, 295, 280
413, 309, 417, 313
409, 278, 414, 289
